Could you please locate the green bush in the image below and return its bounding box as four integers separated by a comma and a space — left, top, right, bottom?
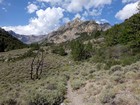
70, 41, 94, 61
100, 90, 116, 104
30, 43, 40, 50
52, 46, 67, 56
70, 41, 85, 61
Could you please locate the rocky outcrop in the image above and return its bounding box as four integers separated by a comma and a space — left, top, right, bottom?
44, 18, 111, 44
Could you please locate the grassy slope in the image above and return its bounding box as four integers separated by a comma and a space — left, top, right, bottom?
0, 48, 140, 105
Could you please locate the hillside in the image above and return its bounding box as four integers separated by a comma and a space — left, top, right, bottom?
46, 13, 140, 71
0, 28, 27, 52
104, 13, 140, 47
42, 18, 111, 44
0, 12, 140, 105
0, 48, 139, 105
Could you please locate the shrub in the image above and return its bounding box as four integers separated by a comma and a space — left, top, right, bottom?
84, 42, 94, 59
100, 90, 116, 104
52, 46, 67, 56
109, 65, 123, 74
1, 98, 17, 105
70, 41, 94, 61
71, 79, 85, 90
30, 43, 40, 50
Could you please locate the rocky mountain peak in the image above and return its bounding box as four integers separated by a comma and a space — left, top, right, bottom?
71, 18, 82, 25
43, 19, 111, 44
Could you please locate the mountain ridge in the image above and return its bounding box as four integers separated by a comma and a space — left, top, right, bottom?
8, 31, 47, 44
42, 18, 111, 44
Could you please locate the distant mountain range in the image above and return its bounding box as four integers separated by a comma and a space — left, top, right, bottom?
42, 18, 111, 44
0, 28, 26, 52
8, 31, 47, 44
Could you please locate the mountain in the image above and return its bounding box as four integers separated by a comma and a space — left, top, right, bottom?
42, 18, 111, 44
8, 31, 47, 44
0, 28, 26, 52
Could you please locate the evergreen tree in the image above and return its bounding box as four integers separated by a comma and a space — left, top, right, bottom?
71, 41, 85, 61
0, 38, 5, 52
84, 42, 93, 59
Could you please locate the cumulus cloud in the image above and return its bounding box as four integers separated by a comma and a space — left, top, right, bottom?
67, 0, 112, 12
27, 3, 38, 13
115, 2, 139, 20
67, 0, 87, 12
3, 7, 64, 35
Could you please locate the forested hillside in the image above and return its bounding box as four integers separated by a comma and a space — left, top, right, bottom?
0, 28, 27, 52
105, 13, 140, 47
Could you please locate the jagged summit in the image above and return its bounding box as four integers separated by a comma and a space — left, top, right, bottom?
43, 19, 111, 44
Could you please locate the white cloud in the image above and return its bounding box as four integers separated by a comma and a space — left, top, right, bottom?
0, 0, 3, 3
73, 13, 81, 19
3, 7, 64, 35
37, 0, 112, 12
96, 19, 109, 24
89, 8, 102, 16
100, 19, 109, 23
37, 0, 63, 5
122, 0, 139, 3
67, 0, 112, 12
115, 2, 139, 20
63, 17, 70, 23
2, 7, 7, 12
86, 0, 112, 8
83, 11, 88, 17
67, 0, 87, 12
27, 3, 38, 13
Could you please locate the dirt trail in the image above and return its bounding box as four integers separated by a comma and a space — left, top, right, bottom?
66, 80, 85, 105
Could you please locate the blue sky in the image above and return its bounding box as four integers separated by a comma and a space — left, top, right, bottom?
0, 0, 139, 35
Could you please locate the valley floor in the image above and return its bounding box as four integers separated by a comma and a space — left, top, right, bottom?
0, 48, 140, 105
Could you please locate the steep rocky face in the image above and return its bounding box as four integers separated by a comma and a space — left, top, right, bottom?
8, 31, 47, 44
45, 18, 111, 44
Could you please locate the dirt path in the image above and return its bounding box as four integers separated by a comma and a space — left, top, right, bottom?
66, 80, 85, 105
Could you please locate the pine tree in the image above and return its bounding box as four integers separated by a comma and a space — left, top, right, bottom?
71, 41, 85, 61
0, 38, 5, 52
84, 42, 93, 59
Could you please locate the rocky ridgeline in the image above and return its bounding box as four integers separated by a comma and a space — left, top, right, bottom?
8, 30, 47, 44
45, 18, 111, 43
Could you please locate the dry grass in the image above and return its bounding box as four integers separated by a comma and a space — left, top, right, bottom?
0, 48, 140, 105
